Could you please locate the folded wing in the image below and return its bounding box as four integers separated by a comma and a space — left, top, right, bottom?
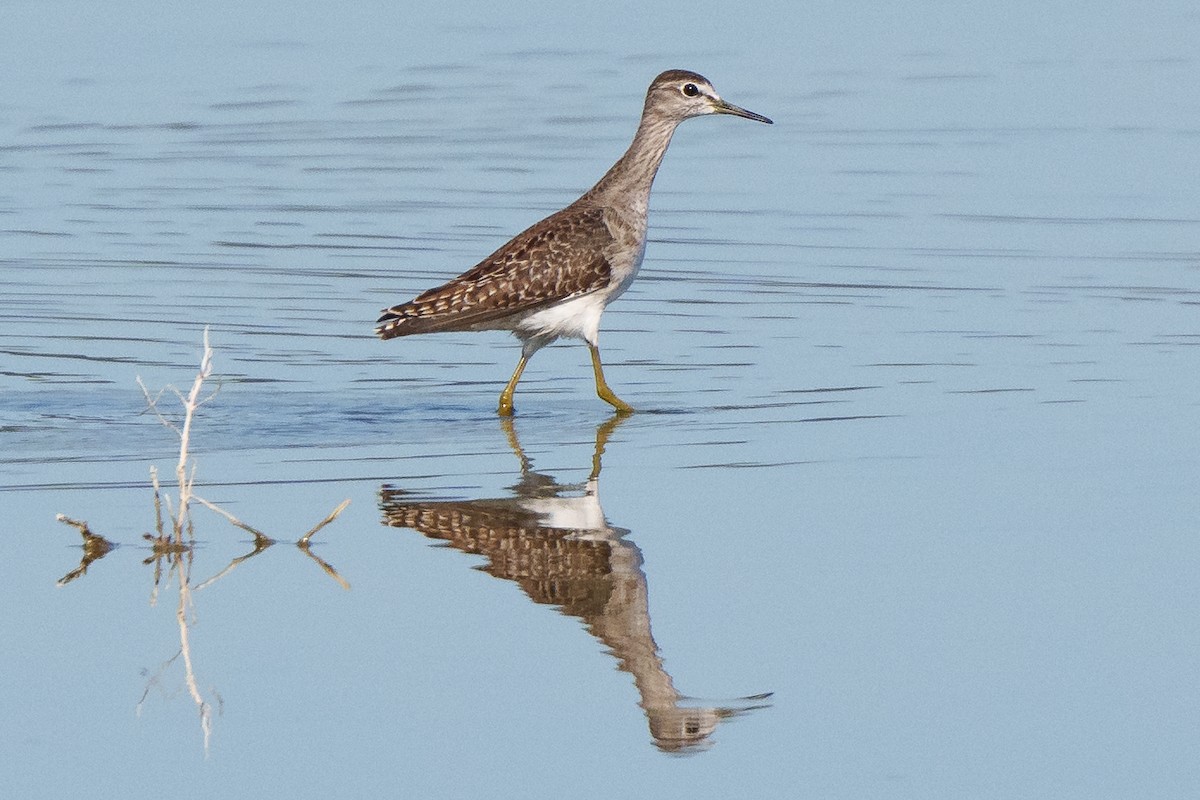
376, 205, 614, 339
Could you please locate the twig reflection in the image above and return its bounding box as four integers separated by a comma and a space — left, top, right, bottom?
54, 514, 117, 586
380, 415, 770, 753
54, 332, 350, 754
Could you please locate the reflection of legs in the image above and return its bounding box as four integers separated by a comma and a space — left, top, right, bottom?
589, 411, 630, 481
590, 344, 634, 414
498, 415, 532, 473
497, 355, 529, 416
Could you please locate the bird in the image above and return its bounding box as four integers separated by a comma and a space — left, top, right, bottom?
375, 69, 772, 415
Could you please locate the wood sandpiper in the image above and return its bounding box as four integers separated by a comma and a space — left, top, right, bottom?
375, 69, 772, 415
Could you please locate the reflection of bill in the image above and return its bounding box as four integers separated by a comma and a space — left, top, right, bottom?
380, 417, 770, 753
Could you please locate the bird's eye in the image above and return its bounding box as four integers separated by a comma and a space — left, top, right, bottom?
681, 83, 700, 97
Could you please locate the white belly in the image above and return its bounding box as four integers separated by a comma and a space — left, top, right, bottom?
515, 291, 609, 344
510, 213, 647, 347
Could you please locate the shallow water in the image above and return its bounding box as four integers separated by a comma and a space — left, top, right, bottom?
3, 2, 1199, 798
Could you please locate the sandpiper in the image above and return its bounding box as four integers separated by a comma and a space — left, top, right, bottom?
375, 69, 772, 415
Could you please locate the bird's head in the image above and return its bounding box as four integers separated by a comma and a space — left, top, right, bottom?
646, 69, 773, 125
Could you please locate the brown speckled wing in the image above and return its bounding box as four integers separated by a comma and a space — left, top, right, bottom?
375, 205, 613, 339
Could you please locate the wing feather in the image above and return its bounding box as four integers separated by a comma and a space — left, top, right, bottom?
376, 205, 613, 339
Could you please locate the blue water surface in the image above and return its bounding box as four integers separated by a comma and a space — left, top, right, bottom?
2, 1, 1198, 798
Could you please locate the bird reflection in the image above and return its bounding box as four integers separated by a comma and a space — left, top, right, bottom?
379, 416, 769, 753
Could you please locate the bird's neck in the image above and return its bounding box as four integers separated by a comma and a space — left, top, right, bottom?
584, 107, 681, 210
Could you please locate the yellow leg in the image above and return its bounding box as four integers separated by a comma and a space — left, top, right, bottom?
589, 344, 634, 414
497, 355, 529, 416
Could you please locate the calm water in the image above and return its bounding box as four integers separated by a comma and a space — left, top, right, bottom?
3, 1, 1198, 798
